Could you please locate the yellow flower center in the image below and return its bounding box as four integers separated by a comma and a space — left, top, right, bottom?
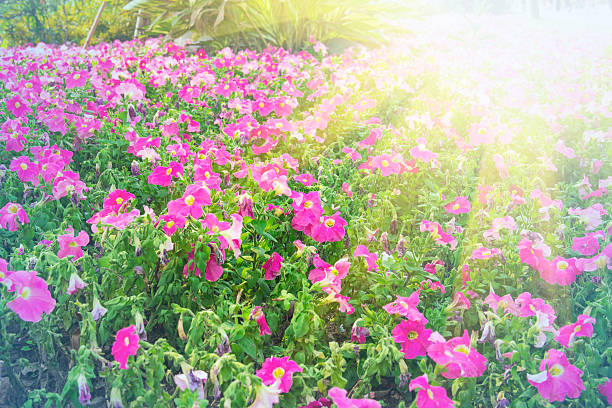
116, 197, 124, 205
204, 171, 211, 179
224, 85, 229, 90
304, 201, 313, 209
184, 195, 195, 206
26, 83, 32, 88
453, 203, 460, 210
69, 241, 78, 247
482, 251, 491, 257
187, 87, 192, 93
212, 226, 219, 233
21, 287, 31, 300
498, 300, 508, 309
549, 364, 563, 377
198, 154, 206, 159
124, 337, 130, 346
166, 168, 173, 175
74, 74, 80, 80
557, 261, 568, 270
272, 367, 285, 379
573, 325, 581, 333
381, 160, 389, 167
20, 163, 27, 170
479, 127, 487, 134
454, 344, 470, 355
259, 102, 264, 108
427, 389, 434, 399
167, 221, 175, 228
325, 219, 335, 228
408, 330, 418, 340
14, 102, 20, 108
10, 132, 18, 139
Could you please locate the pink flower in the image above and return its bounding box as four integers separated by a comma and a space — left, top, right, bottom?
392, 320, 433, 359
599, 378, 612, 405
410, 138, 439, 163
103, 189, 135, 213
291, 191, 324, 233
6, 95, 32, 118
263, 252, 284, 280
218, 214, 244, 258
483, 289, 520, 316
201, 213, 230, 235
57, 229, 89, 260
52, 171, 87, 200
470, 246, 501, 260
294, 173, 317, 186
539, 257, 580, 286
158, 214, 186, 236
0, 202, 29, 231
354, 245, 378, 271
0, 257, 11, 284
205, 250, 224, 282
516, 292, 556, 324
370, 154, 402, 176
383, 292, 427, 324
308, 256, 350, 293
256, 357, 302, 393
427, 330, 488, 378
250, 306, 271, 336
554, 314, 595, 348
527, 349, 584, 402
409, 375, 455, 408
328, 387, 381, 408
6, 271, 56, 322
167, 184, 211, 219
556, 140, 576, 159
444, 197, 471, 214
66, 273, 88, 295
342, 182, 353, 198
111, 325, 140, 370
483, 216, 516, 241
65, 70, 89, 89
148, 162, 184, 187
311, 212, 347, 243
420, 220, 457, 250
10, 156, 39, 185
571, 234, 600, 256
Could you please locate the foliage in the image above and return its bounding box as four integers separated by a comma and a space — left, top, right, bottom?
0, 0, 134, 46
123, 0, 417, 50
0, 15, 611, 408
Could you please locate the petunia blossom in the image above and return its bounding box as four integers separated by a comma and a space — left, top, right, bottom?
111, 325, 140, 370
426, 330, 488, 378
409, 375, 455, 408
328, 387, 381, 408
263, 252, 284, 280
444, 197, 471, 214
392, 320, 433, 359
250, 306, 271, 336
0, 202, 29, 231
256, 357, 302, 393
57, 229, 89, 260
554, 314, 596, 348
527, 349, 584, 402
6, 271, 56, 322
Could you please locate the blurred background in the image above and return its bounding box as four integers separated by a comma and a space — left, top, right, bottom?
0, 0, 611, 49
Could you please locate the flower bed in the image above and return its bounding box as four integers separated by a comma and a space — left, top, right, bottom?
0, 18, 611, 408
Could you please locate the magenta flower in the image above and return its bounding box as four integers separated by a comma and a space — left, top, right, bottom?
263, 252, 284, 280
539, 256, 580, 286
65, 70, 89, 89
205, 250, 224, 282
470, 246, 501, 260
111, 325, 140, 370
158, 214, 186, 236
291, 191, 323, 233
311, 212, 347, 243
294, 173, 318, 186
250, 306, 271, 336
328, 387, 381, 408
148, 162, 183, 186
483, 289, 520, 316
571, 234, 600, 256
353, 245, 378, 271
483, 215, 516, 241
6, 95, 32, 118
0, 257, 11, 285
527, 349, 584, 402
516, 292, 556, 324
52, 171, 87, 200
383, 292, 427, 324
410, 138, 439, 163
57, 229, 89, 260
308, 256, 350, 293
392, 320, 433, 359
201, 213, 230, 235
6, 271, 56, 322
427, 330, 488, 378
0, 202, 29, 231
409, 375, 455, 408
420, 220, 457, 250
167, 184, 211, 219
371, 154, 402, 176
554, 314, 595, 348
9, 156, 40, 185
599, 378, 612, 405
444, 196, 471, 214
103, 189, 135, 213
256, 357, 302, 393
